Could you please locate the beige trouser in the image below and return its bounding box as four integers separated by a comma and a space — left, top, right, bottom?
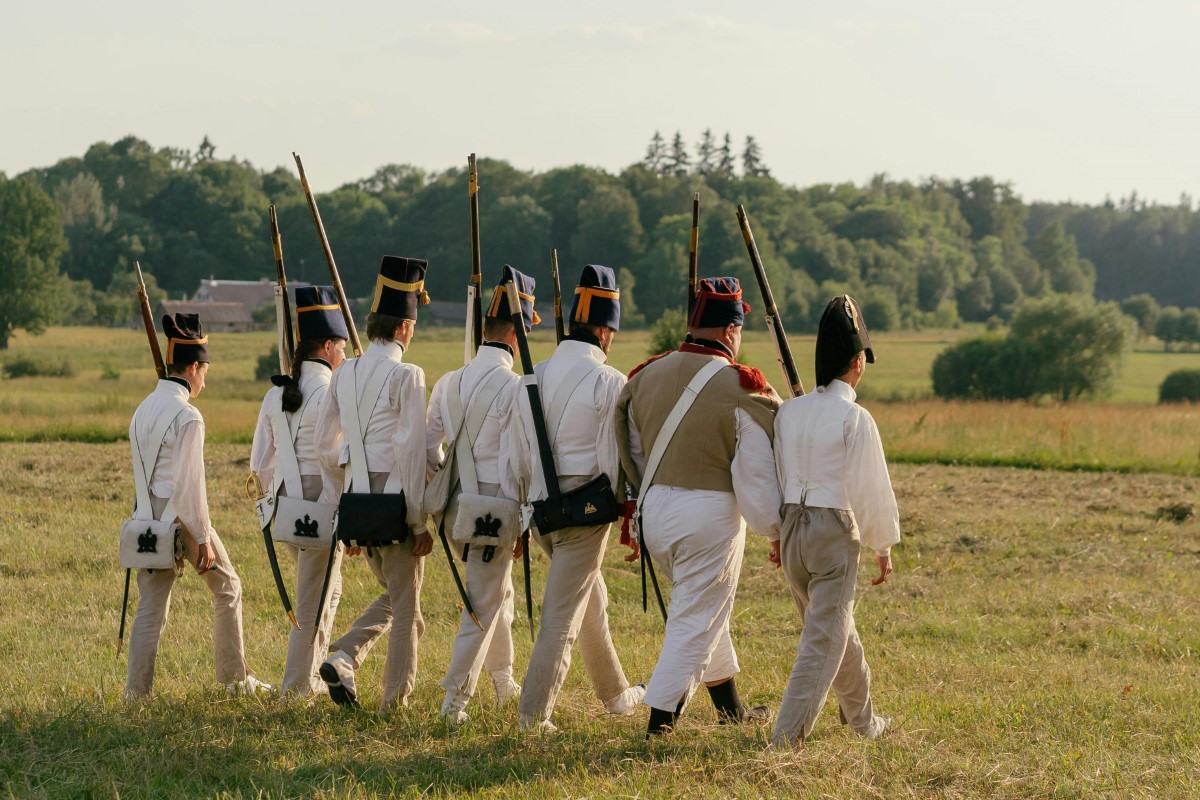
280, 474, 344, 698
771, 504, 875, 746
328, 472, 426, 710
518, 521, 630, 721
440, 483, 516, 700
125, 495, 247, 697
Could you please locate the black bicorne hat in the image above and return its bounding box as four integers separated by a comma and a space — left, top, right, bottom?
569, 264, 621, 331
295, 285, 350, 342
161, 313, 209, 365
815, 294, 874, 388
371, 256, 430, 320
486, 265, 540, 331
689, 276, 751, 328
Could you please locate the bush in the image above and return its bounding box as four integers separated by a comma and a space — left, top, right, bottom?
3, 356, 76, 378
649, 308, 687, 355
1159, 370, 1200, 404
931, 335, 1037, 400
256, 346, 280, 381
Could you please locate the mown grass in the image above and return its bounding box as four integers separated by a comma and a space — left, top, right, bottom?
3, 326, 1197, 474
1, 443, 1197, 798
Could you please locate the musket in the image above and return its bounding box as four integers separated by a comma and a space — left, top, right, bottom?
293, 152, 363, 357
519, 479, 535, 641
736, 204, 805, 398
134, 261, 165, 380
688, 192, 700, 319
269, 204, 296, 374
311, 533, 340, 647
121, 261, 166, 656
468, 154, 483, 354
246, 473, 299, 629
437, 517, 485, 632
550, 248, 565, 344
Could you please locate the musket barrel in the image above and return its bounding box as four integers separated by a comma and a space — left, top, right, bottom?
134, 261, 166, 379
269, 204, 296, 374
736, 205, 805, 397
468, 154, 483, 353
688, 192, 700, 318
293, 152, 363, 357
550, 248, 564, 344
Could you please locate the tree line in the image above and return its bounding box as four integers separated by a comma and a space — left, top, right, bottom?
2, 133, 1199, 349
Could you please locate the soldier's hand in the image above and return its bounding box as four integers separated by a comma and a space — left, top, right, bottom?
411, 532, 433, 557
871, 554, 893, 585
513, 538, 524, 560
768, 539, 781, 569
623, 539, 640, 563
196, 541, 217, 573
345, 546, 363, 557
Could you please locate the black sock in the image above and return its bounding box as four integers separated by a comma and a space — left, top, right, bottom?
707, 678, 745, 723
646, 706, 679, 738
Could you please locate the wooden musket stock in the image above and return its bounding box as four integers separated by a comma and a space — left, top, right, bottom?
269, 204, 296, 374
134, 261, 166, 379
468, 154, 483, 353
550, 248, 565, 344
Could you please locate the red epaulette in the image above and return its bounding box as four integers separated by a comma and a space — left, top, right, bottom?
627, 350, 673, 380
735, 364, 769, 393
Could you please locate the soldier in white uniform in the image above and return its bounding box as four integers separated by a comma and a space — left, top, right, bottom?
616, 277, 782, 736
425, 266, 537, 723
507, 264, 645, 731
771, 295, 899, 746
315, 256, 433, 712
125, 313, 268, 698
250, 286, 349, 698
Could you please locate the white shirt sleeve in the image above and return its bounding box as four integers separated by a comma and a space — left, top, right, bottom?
845, 407, 900, 556
594, 368, 626, 490
173, 416, 215, 545
249, 392, 276, 493
732, 407, 783, 541
425, 375, 448, 480
388, 365, 429, 529
315, 371, 345, 505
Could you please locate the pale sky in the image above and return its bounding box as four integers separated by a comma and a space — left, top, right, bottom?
4, 1, 1198, 205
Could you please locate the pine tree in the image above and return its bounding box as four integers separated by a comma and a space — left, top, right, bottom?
717, 132, 735, 174
643, 131, 666, 175
694, 129, 717, 175
742, 135, 770, 177
667, 131, 690, 177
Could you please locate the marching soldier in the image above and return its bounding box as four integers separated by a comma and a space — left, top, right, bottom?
615, 277, 782, 736
425, 265, 535, 723
315, 256, 433, 712
507, 264, 645, 731
250, 286, 349, 699
770, 295, 898, 746
125, 313, 269, 698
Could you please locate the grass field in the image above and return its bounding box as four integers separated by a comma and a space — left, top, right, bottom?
0, 443, 1197, 799
3, 326, 1198, 475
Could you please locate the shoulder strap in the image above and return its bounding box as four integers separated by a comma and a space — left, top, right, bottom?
269, 401, 303, 500
636, 359, 727, 507
341, 358, 404, 493
131, 401, 187, 521
454, 366, 509, 494
544, 357, 600, 446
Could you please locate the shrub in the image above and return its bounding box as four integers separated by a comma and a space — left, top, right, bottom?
256, 346, 280, 381
649, 308, 687, 355
3, 356, 76, 378
1159, 370, 1200, 404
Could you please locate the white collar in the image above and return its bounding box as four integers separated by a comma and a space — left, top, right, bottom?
366, 339, 406, 362
817, 378, 857, 402
473, 344, 514, 369
155, 378, 191, 401
555, 338, 606, 364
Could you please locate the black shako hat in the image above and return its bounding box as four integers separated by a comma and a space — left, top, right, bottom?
569, 264, 621, 331
815, 294, 874, 388
161, 313, 209, 365
371, 256, 430, 320
689, 276, 751, 328
486, 265, 541, 332
295, 285, 350, 342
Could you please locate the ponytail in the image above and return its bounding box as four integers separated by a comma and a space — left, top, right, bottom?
279, 339, 326, 413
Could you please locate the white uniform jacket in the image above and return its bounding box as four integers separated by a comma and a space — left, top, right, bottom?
250, 360, 334, 492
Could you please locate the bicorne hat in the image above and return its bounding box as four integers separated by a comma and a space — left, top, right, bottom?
569, 264, 621, 331
162, 313, 209, 365
815, 294, 875, 388
689, 276, 751, 329
371, 256, 430, 320
295, 285, 350, 342
486, 265, 540, 332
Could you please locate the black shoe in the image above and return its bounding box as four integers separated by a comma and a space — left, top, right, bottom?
319, 660, 359, 708
718, 703, 771, 725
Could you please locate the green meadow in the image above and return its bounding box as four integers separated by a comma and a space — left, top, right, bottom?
0, 326, 1198, 798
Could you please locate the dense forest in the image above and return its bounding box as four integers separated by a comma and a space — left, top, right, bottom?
2, 132, 1198, 347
